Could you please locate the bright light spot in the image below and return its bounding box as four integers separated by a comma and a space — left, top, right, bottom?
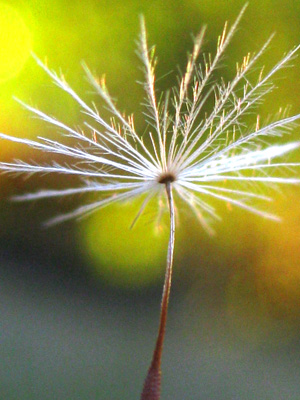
0, 3, 32, 82
81, 199, 169, 289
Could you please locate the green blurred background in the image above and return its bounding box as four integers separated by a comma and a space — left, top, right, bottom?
1, 0, 300, 399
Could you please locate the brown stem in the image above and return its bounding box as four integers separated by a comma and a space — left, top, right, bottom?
140, 182, 175, 400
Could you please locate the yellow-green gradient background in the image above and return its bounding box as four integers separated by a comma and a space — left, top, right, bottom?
1, 1, 300, 399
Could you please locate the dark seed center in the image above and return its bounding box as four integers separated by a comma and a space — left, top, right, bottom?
158, 172, 176, 184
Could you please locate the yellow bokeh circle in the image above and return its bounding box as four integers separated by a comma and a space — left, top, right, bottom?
81, 199, 169, 289
0, 3, 32, 82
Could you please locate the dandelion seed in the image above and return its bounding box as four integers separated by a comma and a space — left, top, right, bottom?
1, 4, 300, 400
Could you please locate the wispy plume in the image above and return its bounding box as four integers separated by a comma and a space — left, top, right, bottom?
1, 4, 300, 399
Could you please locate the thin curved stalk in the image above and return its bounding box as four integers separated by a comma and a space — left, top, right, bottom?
140, 182, 175, 400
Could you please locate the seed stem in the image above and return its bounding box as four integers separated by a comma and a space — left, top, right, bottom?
140, 182, 175, 400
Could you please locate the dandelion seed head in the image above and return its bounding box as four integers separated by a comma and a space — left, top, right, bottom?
0, 5, 300, 233
2, 8, 300, 398
157, 172, 177, 184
